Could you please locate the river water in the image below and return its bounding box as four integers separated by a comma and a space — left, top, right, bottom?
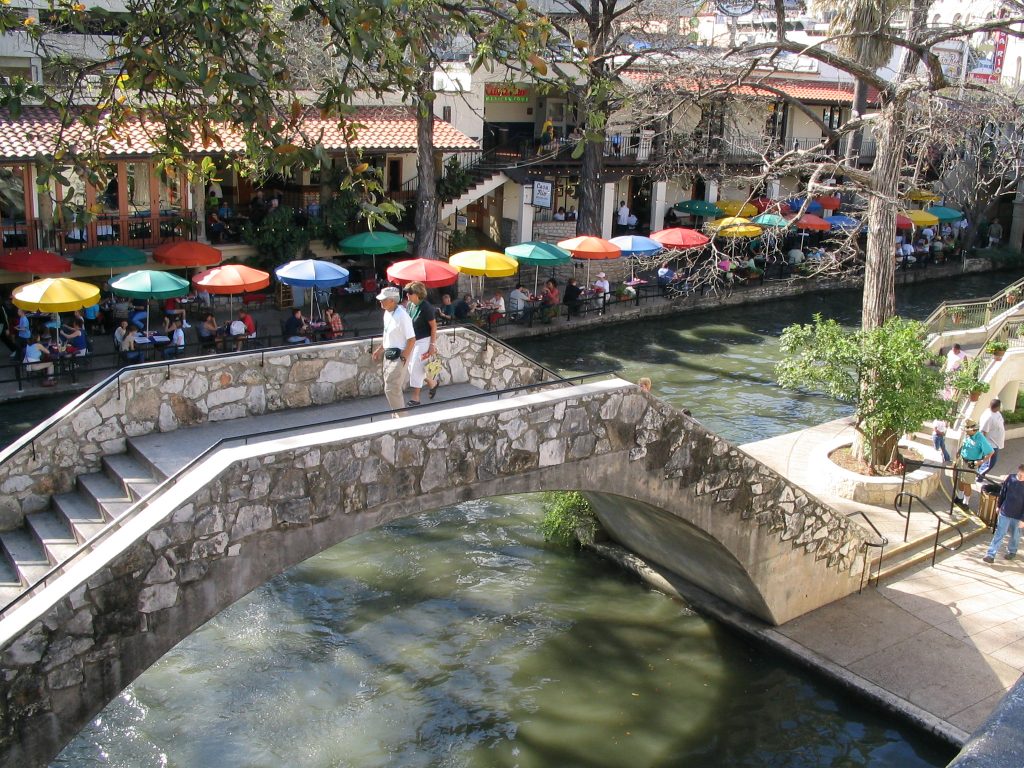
42, 274, 1010, 767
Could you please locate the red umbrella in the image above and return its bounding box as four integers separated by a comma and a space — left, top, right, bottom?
896, 214, 914, 230
192, 264, 270, 294
557, 236, 621, 260
386, 258, 459, 288
750, 197, 775, 213
154, 241, 223, 267
794, 214, 832, 232
0, 248, 71, 274
814, 195, 842, 211
650, 228, 710, 249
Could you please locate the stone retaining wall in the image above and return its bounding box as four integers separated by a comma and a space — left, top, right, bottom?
0, 382, 870, 767
0, 328, 549, 530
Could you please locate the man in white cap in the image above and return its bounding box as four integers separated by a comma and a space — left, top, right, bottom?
371, 286, 416, 412
593, 272, 610, 295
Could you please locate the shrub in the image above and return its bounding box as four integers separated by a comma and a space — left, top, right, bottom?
539, 491, 597, 547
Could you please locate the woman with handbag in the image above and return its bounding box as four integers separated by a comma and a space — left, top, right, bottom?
403, 281, 440, 406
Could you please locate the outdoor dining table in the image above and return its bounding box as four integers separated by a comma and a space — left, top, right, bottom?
134, 334, 171, 358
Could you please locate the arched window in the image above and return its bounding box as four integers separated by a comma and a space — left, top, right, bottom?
953, 13, 962, 24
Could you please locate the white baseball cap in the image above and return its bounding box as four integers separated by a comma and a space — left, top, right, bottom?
376, 286, 401, 302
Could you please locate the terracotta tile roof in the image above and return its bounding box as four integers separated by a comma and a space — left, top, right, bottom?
0, 105, 477, 161
626, 71, 878, 104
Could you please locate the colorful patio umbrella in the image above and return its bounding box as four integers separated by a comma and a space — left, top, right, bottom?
0, 248, 71, 274
275, 259, 350, 318
794, 214, 832, 232
906, 189, 940, 202
750, 197, 775, 213
673, 199, 724, 218
12, 277, 100, 313
153, 241, 223, 268
896, 214, 915, 230
717, 200, 758, 218
339, 231, 409, 255
386, 258, 459, 288
925, 206, 965, 223
649, 228, 710, 249
785, 198, 824, 215
751, 213, 790, 228
814, 195, 842, 211
707, 217, 763, 238
73, 245, 147, 269
825, 215, 863, 232
449, 250, 519, 297
900, 209, 940, 228
611, 235, 663, 280
505, 242, 572, 294
558, 235, 622, 284
192, 263, 271, 315
110, 270, 191, 332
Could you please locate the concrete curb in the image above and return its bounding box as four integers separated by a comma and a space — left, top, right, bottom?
587, 541, 970, 749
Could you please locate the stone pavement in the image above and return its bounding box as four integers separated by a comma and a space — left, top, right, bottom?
742, 419, 1024, 740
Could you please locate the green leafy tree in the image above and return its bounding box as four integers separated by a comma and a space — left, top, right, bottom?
242, 205, 311, 271
539, 491, 597, 547
776, 315, 949, 468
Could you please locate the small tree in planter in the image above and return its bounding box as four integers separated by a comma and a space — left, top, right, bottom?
985, 340, 1009, 361
950, 357, 991, 402
776, 315, 949, 470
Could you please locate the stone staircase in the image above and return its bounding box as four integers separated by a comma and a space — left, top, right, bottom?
439, 169, 509, 221
0, 442, 166, 607
868, 506, 989, 583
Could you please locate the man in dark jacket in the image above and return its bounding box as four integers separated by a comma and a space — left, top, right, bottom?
983, 464, 1024, 563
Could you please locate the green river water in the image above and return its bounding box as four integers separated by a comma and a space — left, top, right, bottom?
20, 273, 1009, 767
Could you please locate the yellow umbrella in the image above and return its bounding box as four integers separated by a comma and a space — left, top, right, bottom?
707, 217, 763, 238
717, 200, 758, 218
905, 189, 940, 202
12, 277, 101, 312
449, 250, 519, 297
899, 209, 940, 228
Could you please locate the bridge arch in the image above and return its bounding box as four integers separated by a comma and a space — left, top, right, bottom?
0, 380, 869, 767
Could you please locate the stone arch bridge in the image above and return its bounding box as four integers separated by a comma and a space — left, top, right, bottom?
0, 331, 871, 767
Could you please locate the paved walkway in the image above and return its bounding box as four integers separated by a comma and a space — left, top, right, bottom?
743, 420, 1024, 738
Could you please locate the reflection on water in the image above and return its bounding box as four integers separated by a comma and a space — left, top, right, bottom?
42, 276, 1011, 767
54, 497, 952, 768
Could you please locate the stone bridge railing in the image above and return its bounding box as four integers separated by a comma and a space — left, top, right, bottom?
0, 327, 551, 530
0, 379, 870, 768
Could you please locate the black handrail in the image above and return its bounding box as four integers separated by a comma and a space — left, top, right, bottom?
845, 510, 888, 592
0, 368, 621, 618
893, 491, 966, 568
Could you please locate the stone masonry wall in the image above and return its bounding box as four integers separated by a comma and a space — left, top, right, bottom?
0, 328, 550, 530
0, 383, 869, 767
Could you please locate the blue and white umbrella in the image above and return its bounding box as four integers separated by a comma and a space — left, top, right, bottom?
825, 215, 863, 232
785, 198, 823, 215
275, 259, 349, 318
610, 235, 663, 280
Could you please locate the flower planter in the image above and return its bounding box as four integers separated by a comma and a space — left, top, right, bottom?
993, 351, 1006, 361
970, 389, 983, 402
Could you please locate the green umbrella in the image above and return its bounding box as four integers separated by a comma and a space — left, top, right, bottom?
110, 269, 190, 333
674, 199, 724, 217
752, 213, 791, 228
339, 231, 409, 255
73, 245, 147, 268
505, 241, 572, 294
926, 206, 964, 223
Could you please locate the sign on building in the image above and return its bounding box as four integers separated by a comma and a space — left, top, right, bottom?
532, 181, 552, 209
485, 84, 530, 102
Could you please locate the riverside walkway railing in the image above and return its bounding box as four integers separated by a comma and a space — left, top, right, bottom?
924, 276, 1024, 335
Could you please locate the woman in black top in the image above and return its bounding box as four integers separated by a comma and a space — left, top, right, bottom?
404, 281, 440, 405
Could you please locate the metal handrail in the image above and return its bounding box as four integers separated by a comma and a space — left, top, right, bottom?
845, 510, 888, 592
893, 491, 966, 567
924, 276, 1024, 333
0, 369, 620, 618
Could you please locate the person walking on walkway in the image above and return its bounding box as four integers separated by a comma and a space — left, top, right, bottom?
371, 286, 415, 413
955, 419, 995, 509
979, 398, 1005, 476
983, 464, 1024, 563
403, 281, 440, 407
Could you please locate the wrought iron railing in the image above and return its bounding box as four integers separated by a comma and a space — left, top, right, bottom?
924, 276, 1024, 334
0, 212, 196, 257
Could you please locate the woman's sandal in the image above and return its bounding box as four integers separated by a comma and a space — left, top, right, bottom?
428, 381, 439, 400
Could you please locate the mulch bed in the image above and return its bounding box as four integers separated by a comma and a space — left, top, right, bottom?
828, 445, 926, 477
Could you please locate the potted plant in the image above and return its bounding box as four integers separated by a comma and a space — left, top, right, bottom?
985, 339, 1009, 361
950, 357, 991, 402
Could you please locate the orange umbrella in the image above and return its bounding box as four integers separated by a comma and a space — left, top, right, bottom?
650, 228, 710, 249
793, 214, 832, 232
814, 195, 842, 211
192, 263, 270, 294
154, 241, 223, 267
557, 236, 621, 260
0, 248, 71, 274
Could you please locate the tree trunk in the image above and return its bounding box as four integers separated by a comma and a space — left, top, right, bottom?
412, 79, 439, 259
861, 101, 906, 331
844, 79, 867, 163
577, 138, 605, 236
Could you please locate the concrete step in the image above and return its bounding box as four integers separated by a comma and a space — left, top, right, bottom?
53, 492, 108, 544
126, 437, 173, 481
0, 528, 52, 586
0, 547, 21, 588
26, 510, 80, 565
77, 473, 133, 520
102, 453, 161, 501
872, 516, 987, 582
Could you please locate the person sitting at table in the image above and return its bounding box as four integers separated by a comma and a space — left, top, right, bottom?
234, 308, 257, 350
540, 278, 560, 323
563, 277, 583, 318
198, 313, 220, 352
113, 319, 130, 350
324, 307, 344, 339
208, 211, 227, 243
130, 298, 148, 330
508, 284, 529, 322
59, 319, 88, 356
486, 288, 505, 326
553, 206, 566, 221
593, 272, 610, 295
162, 319, 186, 358
453, 295, 473, 322
23, 334, 56, 385
436, 293, 455, 325
283, 307, 311, 344
121, 325, 143, 364
656, 262, 676, 295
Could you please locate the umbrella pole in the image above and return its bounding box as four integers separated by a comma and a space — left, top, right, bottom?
535, 267, 539, 296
